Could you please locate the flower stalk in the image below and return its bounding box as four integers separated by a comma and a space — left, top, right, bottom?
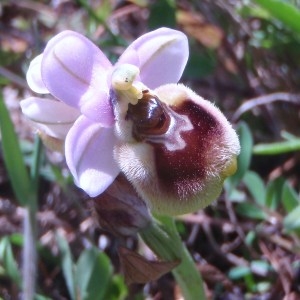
139, 216, 206, 300
23, 206, 37, 300
23, 136, 42, 300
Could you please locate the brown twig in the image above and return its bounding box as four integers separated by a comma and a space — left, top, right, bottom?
259, 241, 293, 295
232, 92, 300, 122
0, 66, 28, 89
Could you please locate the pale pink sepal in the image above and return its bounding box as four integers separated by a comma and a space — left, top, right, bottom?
20, 97, 80, 139
65, 116, 120, 197
41, 31, 115, 126
117, 27, 189, 89
26, 54, 49, 94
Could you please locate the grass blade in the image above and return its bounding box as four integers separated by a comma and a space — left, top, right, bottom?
0, 94, 31, 205
254, 0, 300, 33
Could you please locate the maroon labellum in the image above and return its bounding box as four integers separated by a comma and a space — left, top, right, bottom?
114, 83, 240, 215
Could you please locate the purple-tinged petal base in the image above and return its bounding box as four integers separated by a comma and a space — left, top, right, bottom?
80, 89, 115, 126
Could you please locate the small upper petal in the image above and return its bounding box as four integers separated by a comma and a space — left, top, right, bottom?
41, 30, 114, 125
26, 54, 49, 94
20, 97, 80, 139
117, 28, 189, 88
65, 116, 120, 197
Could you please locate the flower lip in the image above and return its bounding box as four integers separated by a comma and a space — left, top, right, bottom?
114, 83, 240, 215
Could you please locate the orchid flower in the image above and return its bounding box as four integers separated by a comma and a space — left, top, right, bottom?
21, 28, 189, 200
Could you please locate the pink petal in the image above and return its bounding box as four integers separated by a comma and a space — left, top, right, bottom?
117, 28, 189, 88
41, 31, 114, 126
20, 97, 80, 139
65, 116, 120, 197
80, 89, 115, 126
26, 54, 49, 94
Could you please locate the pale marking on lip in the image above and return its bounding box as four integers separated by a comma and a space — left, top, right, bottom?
144, 109, 193, 151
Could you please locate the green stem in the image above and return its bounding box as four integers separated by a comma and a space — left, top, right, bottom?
23, 206, 37, 300
30, 136, 42, 198
139, 216, 206, 300
23, 136, 42, 300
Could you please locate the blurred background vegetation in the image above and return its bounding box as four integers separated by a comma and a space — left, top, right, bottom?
1, 0, 300, 299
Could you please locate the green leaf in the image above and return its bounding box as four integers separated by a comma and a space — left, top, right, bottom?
0, 95, 31, 205
148, 0, 176, 29
56, 234, 76, 300
225, 187, 246, 203
226, 122, 253, 193
34, 294, 52, 300
250, 260, 272, 276
265, 177, 284, 210
94, 0, 112, 22
281, 130, 298, 141
282, 182, 299, 213
103, 275, 128, 300
243, 171, 266, 206
253, 139, 300, 155
185, 50, 217, 79
283, 205, 300, 232
254, 0, 300, 34
9, 233, 24, 247
75, 247, 112, 300
228, 266, 251, 280
245, 231, 256, 247
236, 202, 267, 220
256, 282, 271, 293
238, 3, 271, 19
0, 237, 22, 288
